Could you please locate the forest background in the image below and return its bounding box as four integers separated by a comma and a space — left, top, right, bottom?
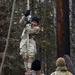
0, 0, 75, 75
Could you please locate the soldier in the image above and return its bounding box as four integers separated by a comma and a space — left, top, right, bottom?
50, 57, 73, 75
25, 59, 42, 75
19, 10, 40, 71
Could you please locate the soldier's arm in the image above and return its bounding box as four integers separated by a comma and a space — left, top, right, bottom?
19, 10, 30, 25
19, 15, 26, 24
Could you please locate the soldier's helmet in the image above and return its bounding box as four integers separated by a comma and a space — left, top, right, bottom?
56, 57, 66, 67
31, 17, 39, 24
31, 59, 41, 71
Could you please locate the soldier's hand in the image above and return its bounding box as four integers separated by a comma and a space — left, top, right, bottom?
23, 10, 30, 17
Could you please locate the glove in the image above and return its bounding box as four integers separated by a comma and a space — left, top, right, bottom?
26, 21, 31, 24
23, 10, 30, 17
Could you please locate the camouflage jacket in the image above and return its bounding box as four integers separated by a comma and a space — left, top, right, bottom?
50, 67, 73, 75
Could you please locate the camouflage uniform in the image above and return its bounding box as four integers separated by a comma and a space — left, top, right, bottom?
19, 11, 40, 70
50, 57, 73, 75
50, 67, 73, 75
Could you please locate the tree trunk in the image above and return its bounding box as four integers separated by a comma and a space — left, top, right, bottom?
56, 0, 70, 57
71, 0, 75, 64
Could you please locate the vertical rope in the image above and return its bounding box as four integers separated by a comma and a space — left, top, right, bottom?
27, 0, 30, 10
0, 0, 16, 74
26, 0, 30, 53
27, 0, 30, 48
26, 0, 30, 70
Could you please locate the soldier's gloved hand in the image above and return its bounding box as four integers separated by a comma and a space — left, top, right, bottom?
23, 10, 30, 17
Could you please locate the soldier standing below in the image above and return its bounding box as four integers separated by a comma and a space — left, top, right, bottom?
25, 59, 42, 75
50, 57, 73, 75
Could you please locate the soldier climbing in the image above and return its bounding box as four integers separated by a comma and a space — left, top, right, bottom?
19, 9, 40, 71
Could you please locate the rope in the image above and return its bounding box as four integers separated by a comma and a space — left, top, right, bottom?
0, 0, 16, 74
27, 0, 30, 10
26, 0, 30, 57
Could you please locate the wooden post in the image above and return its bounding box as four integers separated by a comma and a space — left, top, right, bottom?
56, 0, 70, 58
